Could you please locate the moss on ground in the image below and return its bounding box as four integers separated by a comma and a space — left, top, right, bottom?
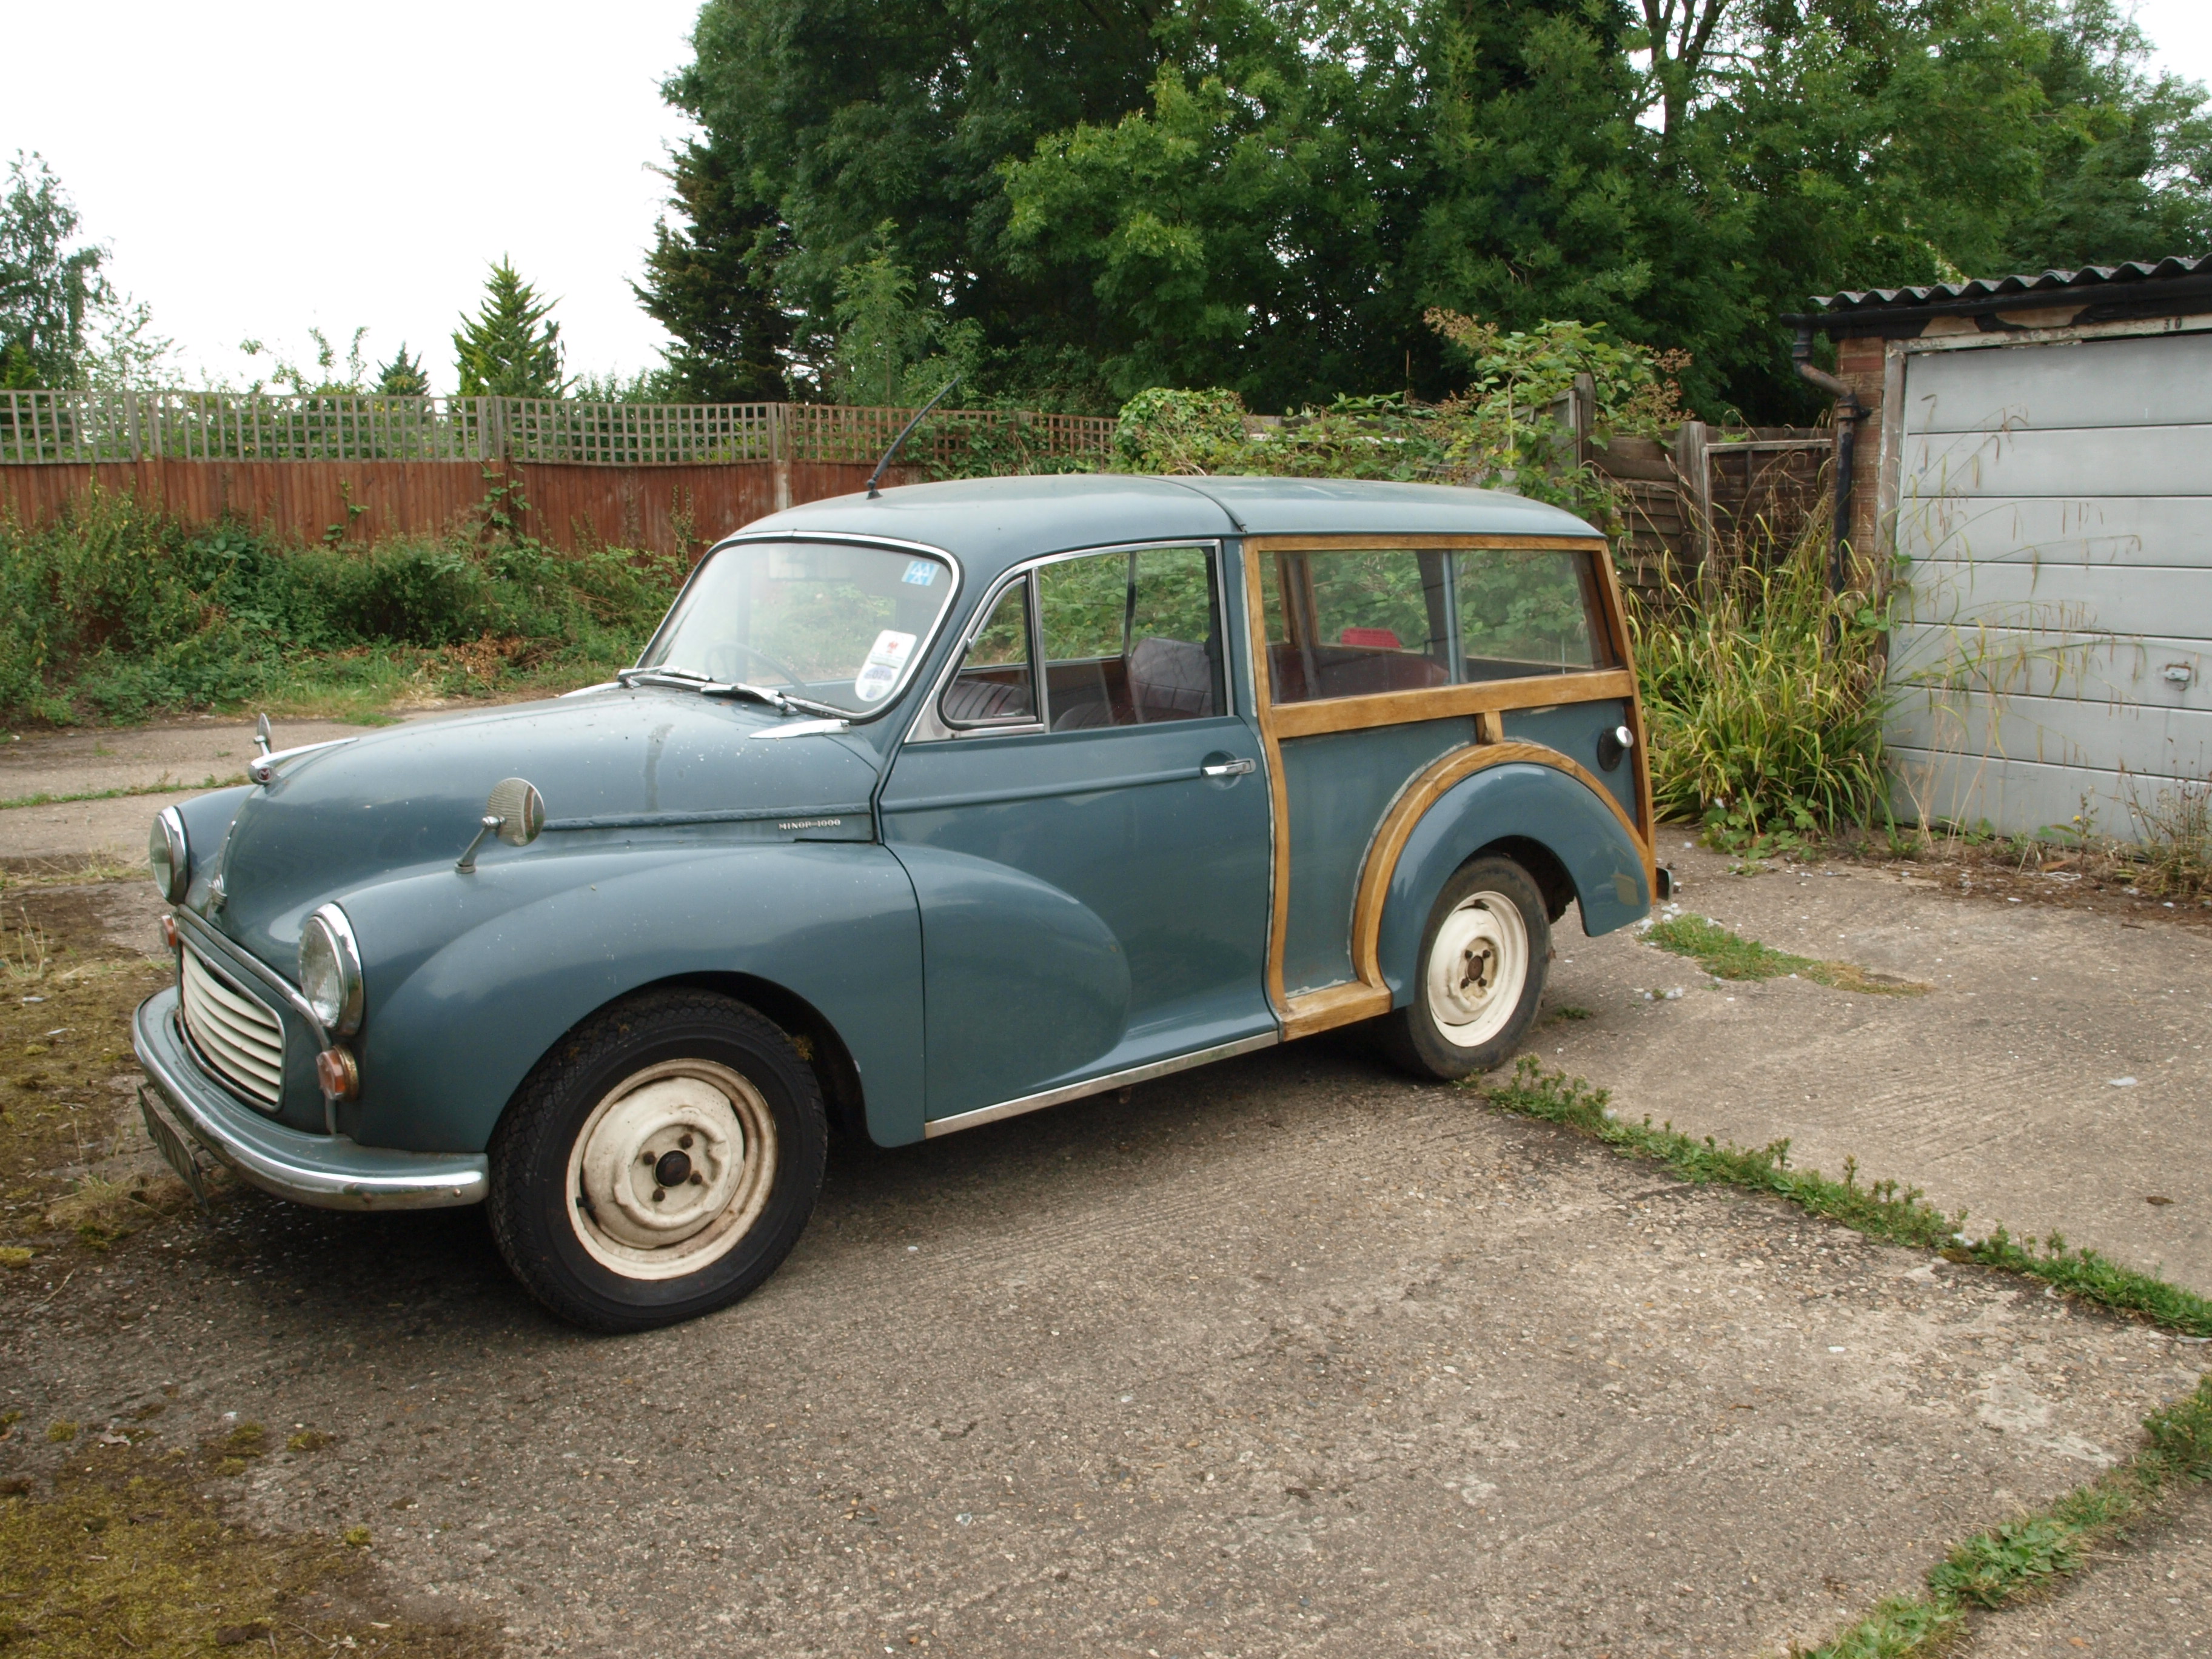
1644, 913, 1926, 995
0, 885, 497, 1657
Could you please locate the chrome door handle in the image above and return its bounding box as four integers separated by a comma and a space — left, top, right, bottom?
1202, 757, 1257, 778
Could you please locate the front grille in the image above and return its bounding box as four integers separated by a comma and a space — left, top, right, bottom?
180, 943, 286, 1108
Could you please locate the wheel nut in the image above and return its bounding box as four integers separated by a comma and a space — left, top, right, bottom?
679, 1133, 694, 1150
651, 1188, 665, 1204
689, 1173, 704, 1185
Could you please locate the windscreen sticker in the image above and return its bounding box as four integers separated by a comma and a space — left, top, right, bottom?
900, 560, 939, 586
853, 629, 918, 702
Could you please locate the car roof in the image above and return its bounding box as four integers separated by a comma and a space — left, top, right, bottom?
732, 474, 1600, 586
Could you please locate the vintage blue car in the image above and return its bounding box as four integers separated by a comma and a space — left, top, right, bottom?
135, 475, 1662, 1330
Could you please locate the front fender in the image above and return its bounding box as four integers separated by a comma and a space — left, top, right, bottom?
341, 841, 925, 1154
1377, 761, 1649, 1004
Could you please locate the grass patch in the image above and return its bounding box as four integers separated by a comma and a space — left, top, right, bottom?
0, 775, 246, 813
1644, 914, 1926, 995
0, 1440, 496, 1657
1476, 1059, 2212, 1656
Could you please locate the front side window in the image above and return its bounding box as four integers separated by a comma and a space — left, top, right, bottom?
943, 545, 1224, 732
640, 539, 954, 716
1260, 545, 1612, 703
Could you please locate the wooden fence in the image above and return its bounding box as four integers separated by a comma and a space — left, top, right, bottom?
1, 385, 1827, 572
0, 390, 1116, 468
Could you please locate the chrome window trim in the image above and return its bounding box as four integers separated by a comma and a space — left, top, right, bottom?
631, 531, 965, 725
906, 538, 1231, 745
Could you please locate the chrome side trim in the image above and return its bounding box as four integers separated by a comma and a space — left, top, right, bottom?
135, 990, 487, 1211
921, 1031, 1279, 1139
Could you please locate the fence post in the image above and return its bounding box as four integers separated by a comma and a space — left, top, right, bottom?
772, 403, 793, 512
1672, 420, 1714, 594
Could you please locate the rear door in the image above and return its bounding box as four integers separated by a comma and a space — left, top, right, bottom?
880, 543, 1274, 1127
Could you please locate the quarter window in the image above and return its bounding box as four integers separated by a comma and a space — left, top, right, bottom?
940, 581, 1037, 727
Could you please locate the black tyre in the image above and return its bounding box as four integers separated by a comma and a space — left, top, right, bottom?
1376, 856, 1550, 1081
486, 988, 827, 1332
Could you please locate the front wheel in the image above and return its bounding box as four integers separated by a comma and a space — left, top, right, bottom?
486, 989, 827, 1332
1378, 856, 1550, 1081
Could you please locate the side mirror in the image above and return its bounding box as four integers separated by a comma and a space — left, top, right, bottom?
486, 777, 546, 846
457, 777, 546, 873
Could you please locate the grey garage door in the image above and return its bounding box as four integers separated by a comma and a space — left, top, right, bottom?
1886, 327, 2212, 839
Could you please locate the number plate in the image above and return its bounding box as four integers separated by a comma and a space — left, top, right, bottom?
138, 1086, 210, 1211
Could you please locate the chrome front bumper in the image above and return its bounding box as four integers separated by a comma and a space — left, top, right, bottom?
134, 987, 488, 1211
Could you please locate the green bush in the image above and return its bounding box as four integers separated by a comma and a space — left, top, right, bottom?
1631, 506, 1890, 850
0, 488, 683, 724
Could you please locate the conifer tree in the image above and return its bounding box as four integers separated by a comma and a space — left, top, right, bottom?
453, 259, 565, 398
377, 342, 430, 397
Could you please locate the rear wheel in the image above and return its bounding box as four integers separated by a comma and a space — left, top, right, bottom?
1378, 856, 1550, 1081
486, 989, 826, 1332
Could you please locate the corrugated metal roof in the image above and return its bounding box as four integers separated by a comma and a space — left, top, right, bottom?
1815, 253, 2212, 313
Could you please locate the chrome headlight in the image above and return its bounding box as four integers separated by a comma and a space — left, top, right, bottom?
149, 808, 189, 903
297, 903, 364, 1035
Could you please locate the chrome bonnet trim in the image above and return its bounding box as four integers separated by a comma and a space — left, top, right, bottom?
922, 1031, 1279, 1139
135, 989, 486, 1212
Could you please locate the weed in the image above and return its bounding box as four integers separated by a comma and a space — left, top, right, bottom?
1644, 914, 1925, 995
2123, 770, 2212, 901
45, 1421, 75, 1443
286, 1430, 332, 1453
1632, 499, 1889, 853
343, 1526, 372, 1548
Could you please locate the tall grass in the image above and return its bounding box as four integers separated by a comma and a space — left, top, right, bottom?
0, 489, 685, 724
1631, 503, 1889, 849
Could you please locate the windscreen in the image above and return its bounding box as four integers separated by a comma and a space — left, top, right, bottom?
639, 540, 955, 716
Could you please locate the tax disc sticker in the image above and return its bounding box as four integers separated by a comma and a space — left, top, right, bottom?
853, 629, 917, 702
900, 559, 939, 586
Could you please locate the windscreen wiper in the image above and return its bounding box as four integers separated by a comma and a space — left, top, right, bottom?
617, 666, 712, 690
699, 681, 850, 720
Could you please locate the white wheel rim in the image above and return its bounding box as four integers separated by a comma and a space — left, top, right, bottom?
563, 1059, 777, 1281
1424, 890, 1530, 1050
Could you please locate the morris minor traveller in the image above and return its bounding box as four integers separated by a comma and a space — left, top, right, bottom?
135, 476, 1666, 1330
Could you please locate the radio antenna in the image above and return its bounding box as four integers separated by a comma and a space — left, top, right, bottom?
866, 375, 960, 498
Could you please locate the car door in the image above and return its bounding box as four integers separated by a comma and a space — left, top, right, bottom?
879, 541, 1275, 1127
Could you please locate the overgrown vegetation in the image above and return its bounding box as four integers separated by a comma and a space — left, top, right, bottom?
0, 484, 683, 725
1632, 507, 1891, 855
1644, 914, 1925, 994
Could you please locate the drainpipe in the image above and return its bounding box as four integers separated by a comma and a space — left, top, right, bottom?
1786, 318, 1858, 595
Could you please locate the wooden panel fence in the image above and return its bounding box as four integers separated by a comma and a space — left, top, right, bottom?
0, 457, 910, 558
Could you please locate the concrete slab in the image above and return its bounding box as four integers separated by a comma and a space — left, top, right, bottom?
1, 1042, 2201, 1658
1543, 845, 2212, 1298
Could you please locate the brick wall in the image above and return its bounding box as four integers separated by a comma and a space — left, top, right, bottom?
1834, 334, 1889, 582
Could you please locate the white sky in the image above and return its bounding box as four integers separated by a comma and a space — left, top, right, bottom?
4, 1, 2210, 395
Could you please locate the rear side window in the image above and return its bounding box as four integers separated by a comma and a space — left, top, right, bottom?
1453, 548, 1615, 679
1260, 545, 1612, 703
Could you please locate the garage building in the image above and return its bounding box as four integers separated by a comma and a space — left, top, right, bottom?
1811, 256, 2212, 841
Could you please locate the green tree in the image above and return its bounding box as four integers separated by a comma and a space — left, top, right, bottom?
653, 0, 2212, 422
637, 138, 793, 401
377, 343, 431, 397
454, 259, 566, 398
825, 225, 979, 404
0, 152, 108, 390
